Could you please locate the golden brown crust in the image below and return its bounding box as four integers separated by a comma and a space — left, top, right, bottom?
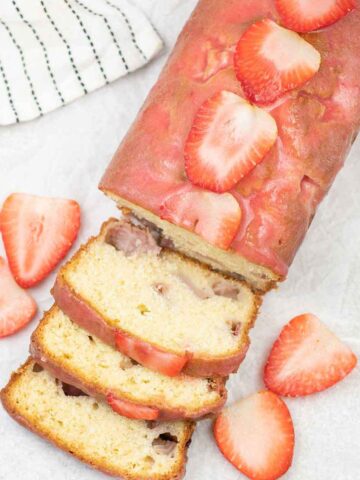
30, 307, 227, 420
1, 359, 195, 480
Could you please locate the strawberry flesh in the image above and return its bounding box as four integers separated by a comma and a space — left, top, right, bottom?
160, 186, 242, 250
264, 313, 357, 397
185, 91, 278, 192
234, 19, 321, 104
276, 0, 356, 33
107, 393, 159, 421
0, 193, 80, 288
0, 257, 37, 338
214, 390, 294, 480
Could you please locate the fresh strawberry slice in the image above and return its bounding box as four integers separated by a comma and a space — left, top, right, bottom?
264, 314, 357, 397
214, 390, 294, 480
0, 193, 80, 288
276, 0, 356, 33
0, 257, 37, 338
234, 19, 321, 104
115, 329, 189, 377
185, 91, 278, 192
160, 187, 242, 250
107, 393, 159, 421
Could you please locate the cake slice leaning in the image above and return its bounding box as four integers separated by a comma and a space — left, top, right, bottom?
52, 218, 260, 378
1, 359, 194, 480
30, 306, 227, 420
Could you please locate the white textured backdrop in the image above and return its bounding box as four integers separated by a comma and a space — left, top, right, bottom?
0, 1, 359, 479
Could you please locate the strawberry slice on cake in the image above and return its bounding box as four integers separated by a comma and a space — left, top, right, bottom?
276, 0, 356, 33
160, 186, 242, 250
234, 19, 321, 104
184, 91, 278, 193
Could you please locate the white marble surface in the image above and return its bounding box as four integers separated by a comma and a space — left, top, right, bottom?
0, 1, 359, 479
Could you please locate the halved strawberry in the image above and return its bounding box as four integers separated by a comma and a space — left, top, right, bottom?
276, 0, 356, 33
115, 329, 188, 377
0, 257, 37, 338
185, 91, 278, 192
234, 19, 321, 104
214, 391, 294, 480
107, 393, 159, 421
0, 193, 81, 288
264, 314, 357, 397
160, 187, 241, 250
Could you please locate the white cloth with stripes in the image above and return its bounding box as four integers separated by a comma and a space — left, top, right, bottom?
0, 0, 163, 125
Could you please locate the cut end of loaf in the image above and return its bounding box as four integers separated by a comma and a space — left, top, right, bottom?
100, 191, 281, 293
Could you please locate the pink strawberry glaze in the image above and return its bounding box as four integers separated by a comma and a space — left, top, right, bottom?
100, 0, 360, 276
115, 329, 189, 377
106, 393, 160, 421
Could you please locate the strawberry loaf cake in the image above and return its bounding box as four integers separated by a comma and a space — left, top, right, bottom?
2, 1, 360, 478
100, 0, 360, 293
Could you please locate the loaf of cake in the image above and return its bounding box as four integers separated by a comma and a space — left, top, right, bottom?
4, 1, 359, 477
52, 219, 260, 378
100, 0, 360, 292
31, 306, 227, 420
1, 360, 194, 480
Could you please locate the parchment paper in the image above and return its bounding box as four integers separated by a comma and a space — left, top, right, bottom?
0, 1, 359, 479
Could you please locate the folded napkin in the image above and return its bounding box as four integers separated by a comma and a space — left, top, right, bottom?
0, 0, 163, 125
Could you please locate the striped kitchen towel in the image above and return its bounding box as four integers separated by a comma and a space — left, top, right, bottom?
0, 0, 163, 125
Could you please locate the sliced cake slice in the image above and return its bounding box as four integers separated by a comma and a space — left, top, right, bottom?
1, 359, 194, 480
52, 219, 260, 378
30, 306, 227, 420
